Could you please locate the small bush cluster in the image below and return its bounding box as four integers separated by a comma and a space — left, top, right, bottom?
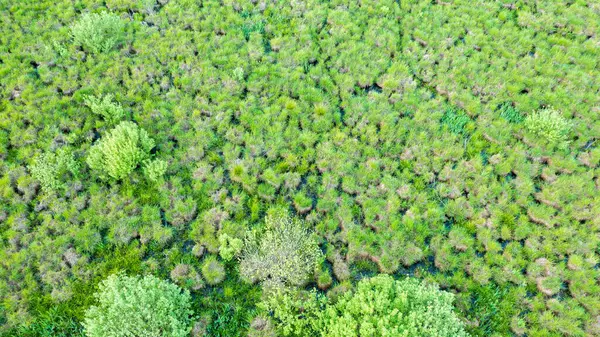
498, 103, 524, 123
29, 149, 79, 192
143, 158, 168, 183
84, 94, 126, 124
441, 108, 471, 134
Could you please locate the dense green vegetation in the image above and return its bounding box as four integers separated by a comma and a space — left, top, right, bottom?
260, 274, 469, 337
83, 273, 193, 337
1, 0, 599, 336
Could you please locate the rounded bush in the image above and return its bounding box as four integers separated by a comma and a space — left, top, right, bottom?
239, 213, 322, 289
524, 108, 571, 144
86, 121, 155, 180
71, 12, 125, 53
320, 275, 469, 337
201, 256, 226, 285
83, 273, 193, 337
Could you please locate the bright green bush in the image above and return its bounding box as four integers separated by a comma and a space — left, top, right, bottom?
87, 121, 155, 180
239, 213, 322, 289
262, 275, 469, 337
218, 233, 243, 261
29, 149, 79, 192
524, 108, 572, 144
84, 94, 126, 124
320, 275, 469, 337
143, 159, 168, 183
71, 12, 125, 53
83, 273, 193, 337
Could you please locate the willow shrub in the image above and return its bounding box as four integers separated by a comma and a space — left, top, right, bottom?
524, 108, 572, 144
83, 94, 126, 124
83, 273, 193, 337
71, 12, 125, 53
262, 275, 469, 337
239, 212, 322, 289
87, 121, 155, 180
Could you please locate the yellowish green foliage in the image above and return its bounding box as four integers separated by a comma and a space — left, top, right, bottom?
83, 94, 126, 124
29, 149, 79, 192
83, 273, 193, 337
86, 121, 154, 180
261, 275, 469, 337
524, 108, 572, 144
142, 158, 168, 183
71, 12, 125, 53
239, 212, 322, 289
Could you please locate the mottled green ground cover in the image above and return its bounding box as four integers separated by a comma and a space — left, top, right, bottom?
1, 0, 599, 336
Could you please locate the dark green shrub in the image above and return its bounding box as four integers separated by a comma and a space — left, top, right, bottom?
498, 103, 524, 123
15, 307, 84, 337
441, 108, 471, 134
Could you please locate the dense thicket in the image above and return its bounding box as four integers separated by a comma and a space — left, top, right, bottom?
83, 273, 193, 337
1, 0, 599, 336
260, 274, 468, 337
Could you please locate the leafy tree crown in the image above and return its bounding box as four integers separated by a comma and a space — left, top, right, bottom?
239, 212, 322, 289
86, 121, 155, 180
83, 273, 193, 337
71, 12, 125, 53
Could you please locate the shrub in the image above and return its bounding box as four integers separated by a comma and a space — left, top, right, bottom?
259, 289, 326, 336
83, 273, 193, 337
218, 233, 243, 261
83, 94, 126, 124
86, 121, 155, 180
143, 159, 168, 182
170, 264, 204, 291
71, 12, 125, 53
322, 275, 468, 337
524, 108, 572, 144
29, 149, 79, 192
262, 275, 469, 337
239, 212, 322, 289
201, 256, 226, 285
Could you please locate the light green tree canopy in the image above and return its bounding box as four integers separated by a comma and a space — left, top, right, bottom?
87, 121, 155, 180
83, 273, 193, 337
